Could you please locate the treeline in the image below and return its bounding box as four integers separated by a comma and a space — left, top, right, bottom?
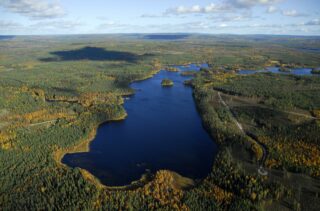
215, 73, 320, 110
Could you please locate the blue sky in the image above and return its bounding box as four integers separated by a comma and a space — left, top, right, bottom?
0, 0, 319, 35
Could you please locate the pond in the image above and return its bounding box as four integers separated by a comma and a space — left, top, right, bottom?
62, 64, 218, 186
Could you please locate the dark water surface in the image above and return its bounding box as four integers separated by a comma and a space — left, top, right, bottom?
238, 67, 317, 76
62, 64, 218, 186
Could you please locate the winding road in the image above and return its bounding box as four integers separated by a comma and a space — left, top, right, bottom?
217, 92, 268, 176
217, 90, 318, 174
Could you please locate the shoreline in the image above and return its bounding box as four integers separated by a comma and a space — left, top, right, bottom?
52, 68, 162, 190
53, 108, 156, 190
53, 113, 128, 189
52, 63, 208, 190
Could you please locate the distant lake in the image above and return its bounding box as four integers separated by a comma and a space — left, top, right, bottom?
62, 64, 217, 186
238, 67, 317, 76
0, 36, 15, 40
297, 47, 320, 54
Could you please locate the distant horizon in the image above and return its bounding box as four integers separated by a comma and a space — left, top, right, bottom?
1, 32, 320, 37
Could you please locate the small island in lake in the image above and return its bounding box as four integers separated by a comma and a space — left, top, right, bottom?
164, 66, 179, 72
161, 79, 174, 86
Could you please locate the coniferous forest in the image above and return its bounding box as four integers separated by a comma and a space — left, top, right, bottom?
0, 34, 320, 210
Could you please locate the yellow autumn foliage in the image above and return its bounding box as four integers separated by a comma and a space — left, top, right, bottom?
312, 109, 320, 118
214, 73, 237, 82
259, 136, 320, 177
211, 184, 233, 205
152, 59, 162, 71
22, 61, 39, 70
0, 130, 16, 150
251, 142, 263, 161
14, 109, 76, 123
143, 170, 189, 211
95, 73, 116, 81
16, 85, 46, 101
78, 92, 122, 107
265, 158, 280, 169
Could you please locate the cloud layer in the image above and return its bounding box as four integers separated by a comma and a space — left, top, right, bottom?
165, 0, 285, 15
0, 0, 65, 19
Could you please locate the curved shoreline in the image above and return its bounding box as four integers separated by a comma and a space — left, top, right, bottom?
53, 68, 162, 190
53, 114, 129, 189
52, 63, 208, 190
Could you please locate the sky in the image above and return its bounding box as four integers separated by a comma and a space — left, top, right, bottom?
0, 0, 319, 35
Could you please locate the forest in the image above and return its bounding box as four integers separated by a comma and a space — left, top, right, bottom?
190, 69, 320, 210
0, 34, 320, 210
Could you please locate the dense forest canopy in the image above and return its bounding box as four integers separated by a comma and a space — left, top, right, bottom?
0, 34, 320, 210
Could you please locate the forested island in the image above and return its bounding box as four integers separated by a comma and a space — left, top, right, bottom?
311, 68, 320, 74
161, 79, 174, 86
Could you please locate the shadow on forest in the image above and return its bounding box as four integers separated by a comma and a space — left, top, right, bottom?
232, 105, 292, 127
40, 46, 147, 63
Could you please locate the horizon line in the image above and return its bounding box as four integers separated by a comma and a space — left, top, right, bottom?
1, 32, 320, 37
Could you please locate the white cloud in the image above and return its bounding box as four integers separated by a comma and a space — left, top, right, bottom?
0, 0, 65, 19
208, 12, 257, 22
0, 20, 24, 33
226, 0, 283, 8
266, 6, 278, 13
165, 3, 230, 15
99, 21, 117, 27
190, 5, 201, 13
282, 9, 297, 16
165, 1, 285, 16
264, 7, 308, 17
219, 23, 228, 27
0, 20, 22, 28
204, 3, 230, 13
282, 9, 307, 17
304, 19, 320, 26
140, 14, 164, 18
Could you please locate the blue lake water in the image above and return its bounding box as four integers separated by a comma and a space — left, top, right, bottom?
297, 48, 320, 54
238, 67, 317, 76
62, 64, 218, 186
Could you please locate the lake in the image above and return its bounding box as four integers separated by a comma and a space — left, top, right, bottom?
238, 67, 317, 76
62, 64, 218, 186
